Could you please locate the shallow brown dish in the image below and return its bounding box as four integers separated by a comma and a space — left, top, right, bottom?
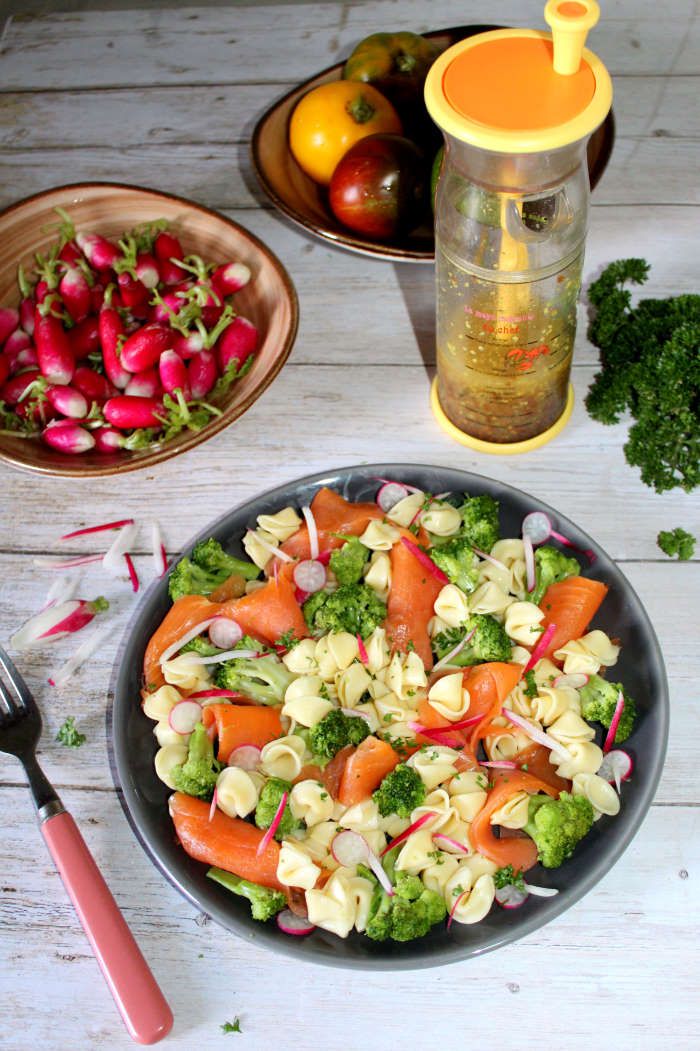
251, 24, 615, 263
0, 182, 298, 477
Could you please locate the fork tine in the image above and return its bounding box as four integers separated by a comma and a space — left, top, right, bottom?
0, 676, 16, 717
0, 644, 33, 709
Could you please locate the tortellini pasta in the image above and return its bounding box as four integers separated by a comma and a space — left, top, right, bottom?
444, 869, 496, 924
305, 868, 373, 938
363, 551, 391, 601
504, 601, 546, 646
289, 779, 334, 827
468, 580, 514, 620
358, 520, 400, 551
154, 742, 188, 789
434, 584, 470, 629
385, 491, 424, 528
282, 638, 319, 675
161, 654, 211, 692
256, 506, 301, 542
259, 734, 307, 781
143, 684, 181, 721
427, 672, 470, 721
395, 828, 436, 875
530, 684, 581, 725
490, 789, 530, 829
554, 630, 620, 676
553, 740, 604, 779
277, 840, 320, 891
153, 720, 185, 748
407, 746, 460, 791
242, 527, 279, 569
335, 661, 373, 708
421, 501, 462, 537
364, 627, 391, 674
282, 675, 334, 726
572, 772, 620, 817
216, 767, 262, 818
421, 854, 461, 896
338, 798, 381, 832
376, 650, 426, 704
547, 709, 596, 747
315, 632, 359, 680
303, 821, 339, 866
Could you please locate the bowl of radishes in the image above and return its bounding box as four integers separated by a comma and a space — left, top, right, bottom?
0, 182, 298, 476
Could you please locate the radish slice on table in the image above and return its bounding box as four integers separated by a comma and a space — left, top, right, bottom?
432, 833, 469, 855
208, 788, 218, 823
301, 505, 319, 560
42, 573, 79, 610
523, 532, 536, 593
168, 699, 203, 735
400, 537, 449, 583
433, 627, 476, 670
276, 910, 315, 936
522, 510, 596, 564
151, 520, 168, 577
603, 691, 626, 754
209, 617, 243, 650
60, 518, 134, 540
523, 883, 559, 898
159, 619, 217, 664
228, 744, 261, 770
471, 547, 507, 572
522, 622, 557, 675
124, 552, 140, 593
380, 811, 438, 857
256, 791, 288, 856
48, 624, 111, 688
597, 749, 633, 791
376, 482, 409, 512
495, 884, 529, 909
501, 707, 572, 763
553, 673, 589, 689
10, 596, 108, 650
33, 553, 105, 570
293, 559, 326, 594
102, 521, 138, 576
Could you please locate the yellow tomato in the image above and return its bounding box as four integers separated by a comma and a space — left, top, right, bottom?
289, 80, 402, 185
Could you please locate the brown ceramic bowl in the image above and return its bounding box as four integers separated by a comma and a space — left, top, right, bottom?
251, 25, 615, 262
0, 183, 298, 477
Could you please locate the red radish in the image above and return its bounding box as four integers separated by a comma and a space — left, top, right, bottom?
117, 271, 149, 311
98, 299, 130, 389
168, 699, 203, 735
276, 910, 315, 937
433, 627, 476, 670
10, 595, 108, 650
150, 290, 185, 325
407, 713, 481, 748
501, 707, 572, 762
20, 297, 35, 335
0, 354, 9, 387
42, 419, 95, 454
179, 647, 259, 666
376, 481, 409, 512
523, 882, 559, 898
293, 559, 326, 594
104, 395, 163, 429
120, 323, 171, 372
523, 532, 536, 593
208, 787, 219, 822
49, 623, 111, 689
447, 888, 469, 930
91, 283, 106, 313
4, 328, 31, 358
158, 257, 187, 286
12, 346, 39, 371
522, 623, 558, 675
46, 385, 88, 419
125, 367, 161, 398
58, 239, 83, 266
154, 230, 184, 263
34, 311, 75, 385
0, 307, 19, 346
208, 617, 243, 649
228, 744, 261, 770
597, 749, 633, 791
159, 349, 190, 397
217, 315, 258, 370
337, 707, 372, 724
356, 634, 369, 665
76, 231, 120, 270
0, 368, 40, 405
188, 689, 249, 701
94, 426, 125, 453
301, 504, 319, 559
69, 316, 100, 359
151, 520, 168, 577
135, 252, 160, 289
552, 672, 589, 689
400, 536, 449, 584
332, 830, 394, 894
522, 510, 595, 564
603, 692, 626, 754
495, 884, 529, 909
61, 518, 134, 540
173, 330, 205, 359
33, 553, 105, 570
480, 760, 517, 770
212, 262, 251, 296
472, 546, 507, 571
432, 833, 469, 855
188, 350, 217, 398
158, 618, 218, 665
73, 366, 118, 403
102, 520, 138, 577
59, 266, 91, 323
256, 791, 288, 856
380, 811, 438, 857
124, 552, 140, 592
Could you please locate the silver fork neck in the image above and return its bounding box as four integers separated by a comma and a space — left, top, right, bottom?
37, 799, 66, 823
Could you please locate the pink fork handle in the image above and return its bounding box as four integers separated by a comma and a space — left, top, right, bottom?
41, 810, 173, 1044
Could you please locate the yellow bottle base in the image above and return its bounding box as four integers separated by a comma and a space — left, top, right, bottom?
430, 378, 575, 455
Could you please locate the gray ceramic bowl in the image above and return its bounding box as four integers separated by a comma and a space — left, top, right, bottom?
111, 464, 668, 970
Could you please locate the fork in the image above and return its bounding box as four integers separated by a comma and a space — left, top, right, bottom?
0, 644, 173, 1045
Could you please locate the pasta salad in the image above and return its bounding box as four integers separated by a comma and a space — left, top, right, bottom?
140, 481, 637, 942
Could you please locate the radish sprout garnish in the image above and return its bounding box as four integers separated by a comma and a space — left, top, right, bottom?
553, 673, 589, 689
301, 505, 319, 560
228, 745, 262, 770
332, 831, 393, 895
60, 518, 135, 540
495, 884, 529, 909
433, 627, 476, 670
124, 552, 140, 593
11, 596, 109, 650
400, 536, 449, 583
603, 691, 626, 754
276, 910, 315, 936
522, 511, 596, 564
208, 788, 218, 823
522, 622, 557, 674
356, 634, 369, 665
151, 520, 168, 577
158, 619, 217, 664
597, 749, 633, 791
48, 624, 111, 688
168, 699, 203, 735
471, 546, 508, 572
431, 833, 469, 855
209, 617, 243, 650
380, 811, 438, 857
293, 559, 326, 594
256, 791, 288, 856
376, 481, 409, 512
501, 707, 572, 763
523, 532, 536, 593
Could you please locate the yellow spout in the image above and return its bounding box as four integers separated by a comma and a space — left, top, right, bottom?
544, 0, 600, 75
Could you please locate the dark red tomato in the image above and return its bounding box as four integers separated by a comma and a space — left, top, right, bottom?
328, 133, 427, 239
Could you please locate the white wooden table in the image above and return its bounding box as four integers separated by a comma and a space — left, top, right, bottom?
1, 2, 699, 1048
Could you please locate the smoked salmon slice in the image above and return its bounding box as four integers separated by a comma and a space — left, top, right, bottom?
202, 704, 284, 763
538, 576, 609, 662
280, 486, 383, 560
468, 769, 559, 871
338, 736, 400, 806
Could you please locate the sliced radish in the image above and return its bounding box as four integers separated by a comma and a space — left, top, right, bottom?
338, 707, 372, 724
380, 811, 438, 857
124, 552, 140, 593
168, 699, 203, 735
523, 532, 536, 593
495, 884, 529, 909
60, 518, 135, 540
553, 673, 589, 689
252, 531, 294, 563
447, 888, 468, 931
377, 482, 409, 512
301, 505, 319, 560
209, 617, 243, 650
48, 624, 111, 688
182, 648, 259, 665
521, 511, 551, 545
159, 619, 217, 664
332, 830, 370, 868
480, 760, 517, 770
256, 791, 288, 856
33, 553, 105, 570
522, 622, 558, 675
189, 689, 248, 701
277, 909, 315, 936
431, 833, 469, 855
597, 749, 633, 791
603, 691, 625, 754
406, 723, 463, 748
293, 559, 326, 594
42, 573, 79, 610
208, 787, 218, 823
501, 707, 572, 762
102, 521, 138, 576
433, 626, 476, 670
151, 520, 168, 577
228, 744, 261, 770
472, 547, 507, 571
356, 634, 369, 665
523, 882, 559, 898
400, 536, 449, 583
408, 712, 482, 745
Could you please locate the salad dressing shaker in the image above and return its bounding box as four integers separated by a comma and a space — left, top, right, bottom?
424, 1, 612, 451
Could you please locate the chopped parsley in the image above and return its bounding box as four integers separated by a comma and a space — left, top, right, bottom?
275, 629, 300, 649
55, 717, 86, 748
494, 865, 526, 891
523, 670, 538, 699
221, 1018, 242, 1034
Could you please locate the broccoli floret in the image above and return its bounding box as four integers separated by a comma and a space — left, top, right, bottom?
433, 613, 512, 666
206, 867, 286, 921
493, 864, 526, 891
524, 791, 595, 868
308, 708, 371, 762
180, 635, 221, 658
530, 545, 581, 604
168, 537, 260, 602
171, 722, 222, 801
657, 527, 696, 561
458, 493, 500, 552
363, 866, 447, 942
430, 535, 480, 594
254, 777, 301, 839
373, 763, 426, 818
579, 674, 637, 743
214, 641, 295, 705
329, 537, 369, 585
303, 582, 386, 637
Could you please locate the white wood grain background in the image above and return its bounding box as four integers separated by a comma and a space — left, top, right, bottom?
0, 2, 699, 1049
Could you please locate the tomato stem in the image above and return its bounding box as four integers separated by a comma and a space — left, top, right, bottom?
346, 93, 376, 124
